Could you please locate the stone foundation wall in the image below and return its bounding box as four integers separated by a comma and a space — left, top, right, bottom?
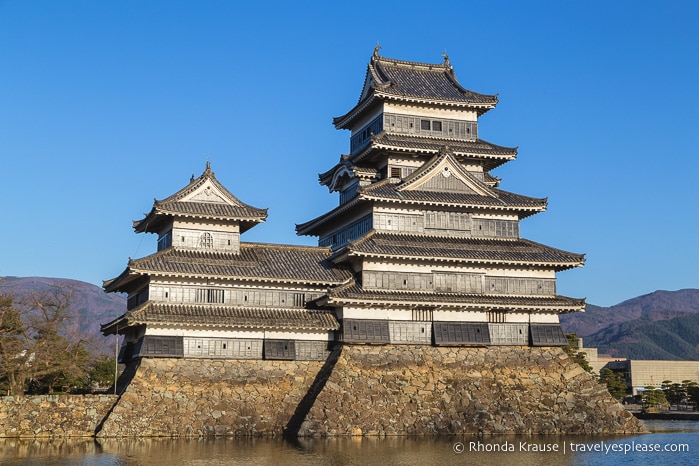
96, 357, 326, 437
0, 395, 117, 438
298, 345, 645, 436
96, 345, 645, 437
0, 346, 645, 438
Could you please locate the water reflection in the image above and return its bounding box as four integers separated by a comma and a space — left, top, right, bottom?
1, 421, 697, 466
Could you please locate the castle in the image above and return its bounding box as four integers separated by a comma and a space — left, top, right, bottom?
91, 50, 649, 437
102, 48, 585, 362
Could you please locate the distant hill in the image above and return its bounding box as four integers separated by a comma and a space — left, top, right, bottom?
0, 276, 125, 356
561, 289, 699, 360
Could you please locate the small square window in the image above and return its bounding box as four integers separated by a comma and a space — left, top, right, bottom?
420, 120, 431, 131
432, 121, 442, 132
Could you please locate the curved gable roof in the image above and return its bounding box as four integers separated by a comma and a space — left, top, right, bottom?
133, 162, 268, 234
334, 48, 498, 129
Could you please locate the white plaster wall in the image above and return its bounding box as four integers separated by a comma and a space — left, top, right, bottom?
471, 213, 519, 221
384, 102, 477, 121
433, 310, 488, 322
506, 312, 534, 323
171, 227, 239, 251
361, 260, 556, 281
173, 218, 240, 233
264, 330, 334, 341
341, 307, 391, 320
529, 313, 561, 324
146, 327, 265, 339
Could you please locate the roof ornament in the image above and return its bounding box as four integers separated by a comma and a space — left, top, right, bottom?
438, 145, 453, 156
442, 50, 451, 68
373, 43, 382, 59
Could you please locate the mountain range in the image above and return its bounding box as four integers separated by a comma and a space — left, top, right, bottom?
1, 276, 697, 361
0, 276, 124, 356
560, 289, 699, 360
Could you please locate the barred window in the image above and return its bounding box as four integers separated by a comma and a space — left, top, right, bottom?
199, 232, 214, 248
487, 310, 507, 323
195, 288, 224, 304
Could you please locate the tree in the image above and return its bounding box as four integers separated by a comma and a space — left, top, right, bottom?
642, 386, 668, 412
600, 367, 627, 400
0, 294, 29, 395
88, 355, 117, 390
661, 380, 687, 409
684, 381, 699, 411
564, 333, 593, 373
0, 287, 91, 395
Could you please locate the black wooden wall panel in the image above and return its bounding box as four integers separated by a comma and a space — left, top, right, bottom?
264, 339, 296, 360
530, 324, 569, 346
433, 322, 491, 345
342, 319, 391, 343
139, 336, 184, 357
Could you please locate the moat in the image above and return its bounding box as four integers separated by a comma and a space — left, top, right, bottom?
0, 420, 696, 465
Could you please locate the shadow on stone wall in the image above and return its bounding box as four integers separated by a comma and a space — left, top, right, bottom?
284, 344, 343, 438
93, 360, 141, 436
297, 345, 647, 436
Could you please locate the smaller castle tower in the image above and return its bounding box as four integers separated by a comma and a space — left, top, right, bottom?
102, 163, 352, 362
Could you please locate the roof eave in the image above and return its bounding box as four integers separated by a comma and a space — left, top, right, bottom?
103, 266, 143, 293
100, 314, 128, 335
295, 197, 363, 236
373, 91, 498, 114
325, 296, 585, 312
333, 95, 381, 130
347, 250, 584, 270
360, 193, 548, 213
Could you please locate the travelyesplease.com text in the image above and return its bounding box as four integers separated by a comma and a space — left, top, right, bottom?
453, 440, 690, 455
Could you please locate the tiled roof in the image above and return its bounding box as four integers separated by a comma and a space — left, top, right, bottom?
360, 179, 547, 214
296, 179, 546, 237
150, 201, 267, 219
101, 303, 339, 334
104, 243, 353, 292
134, 163, 267, 233
318, 160, 379, 189
295, 197, 362, 236
334, 50, 498, 128
339, 232, 584, 270
326, 283, 585, 312
397, 147, 493, 195
354, 132, 517, 165
370, 55, 498, 104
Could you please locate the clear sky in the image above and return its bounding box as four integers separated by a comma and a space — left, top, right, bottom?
1, 1, 697, 307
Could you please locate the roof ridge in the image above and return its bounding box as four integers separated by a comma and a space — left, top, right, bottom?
372, 132, 518, 153
156, 163, 262, 211
241, 241, 332, 252
372, 48, 451, 71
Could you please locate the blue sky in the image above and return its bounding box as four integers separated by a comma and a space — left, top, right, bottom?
1, 1, 697, 307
